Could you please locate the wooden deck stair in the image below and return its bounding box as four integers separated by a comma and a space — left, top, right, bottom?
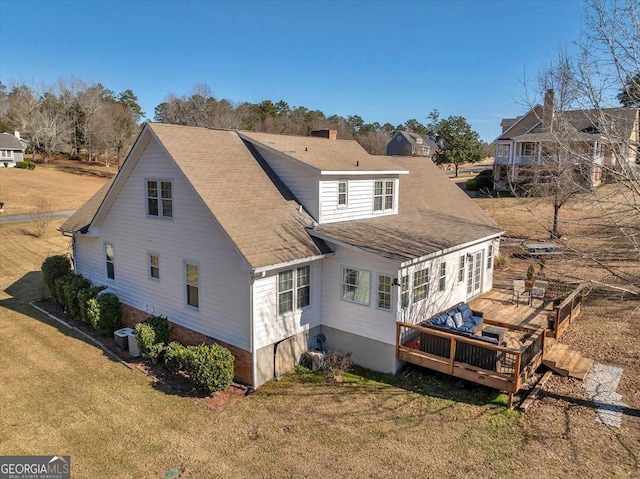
543, 339, 594, 380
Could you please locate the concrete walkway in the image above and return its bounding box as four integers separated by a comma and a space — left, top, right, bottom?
0, 210, 76, 224
585, 363, 627, 428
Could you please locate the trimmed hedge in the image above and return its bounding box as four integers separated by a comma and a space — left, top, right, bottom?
87, 292, 122, 334
135, 315, 170, 363
14, 161, 36, 169
42, 255, 71, 299
184, 344, 235, 394
62, 274, 92, 320
78, 286, 107, 323
466, 179, 478, 191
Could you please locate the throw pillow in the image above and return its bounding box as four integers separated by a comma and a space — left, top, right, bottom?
445, 317, 456, 329
453, 312, 464, 328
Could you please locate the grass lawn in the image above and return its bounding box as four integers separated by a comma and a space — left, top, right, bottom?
1, 220, 639, 478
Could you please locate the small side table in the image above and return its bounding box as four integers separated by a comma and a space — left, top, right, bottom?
482, 326, 505, 343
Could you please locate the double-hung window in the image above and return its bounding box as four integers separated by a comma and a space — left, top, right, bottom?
1, 150, 13, 160
458, 256, 465, 283
438, 263, 446, 292
147, 179, 173, 218
341, 267, 370, 305
487, 245, 493, 270
185, 262, 199, 309
278, 266, 310, 315
149, 253, 160, 279
373, 180, 394, 212
377, 274, 392, 311
338, 181, 348, 206
412, 268, 429, 303
105, 243, 115, 280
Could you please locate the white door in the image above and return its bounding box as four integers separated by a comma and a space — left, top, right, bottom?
466, 251, 483, 298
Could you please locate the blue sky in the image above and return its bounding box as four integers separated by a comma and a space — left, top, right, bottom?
0, 0, 584, 141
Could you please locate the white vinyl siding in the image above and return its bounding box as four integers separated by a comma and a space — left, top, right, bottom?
72, 137, 251, 350
252, 262, 322, 349
341, 267, 370, 305
319, 177, 398, 224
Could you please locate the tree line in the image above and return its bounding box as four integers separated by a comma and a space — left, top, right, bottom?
0, 78, 494, 165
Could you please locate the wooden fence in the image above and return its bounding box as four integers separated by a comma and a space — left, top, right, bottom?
547, 282, 588, 339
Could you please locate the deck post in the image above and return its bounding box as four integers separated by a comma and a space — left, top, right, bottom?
449, 338, 456, 374
507, 391, 514, 409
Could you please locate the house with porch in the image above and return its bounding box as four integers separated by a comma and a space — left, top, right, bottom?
493, 90, 639, 191
60, 123, 502, 388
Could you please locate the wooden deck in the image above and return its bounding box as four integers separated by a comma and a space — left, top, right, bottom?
469, 288, 552, 330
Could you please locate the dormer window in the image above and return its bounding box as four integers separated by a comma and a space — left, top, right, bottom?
374, 180, 394, 212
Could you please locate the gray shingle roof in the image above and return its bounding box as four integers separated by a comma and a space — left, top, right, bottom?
0, 133, 24, 150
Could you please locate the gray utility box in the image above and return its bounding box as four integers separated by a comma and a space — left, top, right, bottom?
114, 327, 135, 349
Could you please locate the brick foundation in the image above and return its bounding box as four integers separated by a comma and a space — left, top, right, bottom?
121, 302, 254, 386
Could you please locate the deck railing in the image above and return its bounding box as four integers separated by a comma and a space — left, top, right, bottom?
396, 320, 545, 408
547, 282, 588, 339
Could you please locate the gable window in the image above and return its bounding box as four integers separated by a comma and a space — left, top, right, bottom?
147, 179, 173, 218
412, 268, 429, 303
374, 180, 394, 212
377, 274, 392, 311
400, 274, 410, 309
438, 263, 446, 292
338, 181, 348, 206
487, 245, 493, 270
105, 243, 115, 280
148, 253, 160, 279
278, 266, 310, 315
458, 256, 465, 283
185, 262, 199, 309
342, 267, 370, 305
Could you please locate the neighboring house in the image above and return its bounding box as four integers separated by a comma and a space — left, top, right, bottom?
60, 123, 502, 388
494, 90, 640, 191
0, 131, 26, 167
387, 130, 437, 157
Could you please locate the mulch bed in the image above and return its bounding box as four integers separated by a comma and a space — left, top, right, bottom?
33, 299, 247, 409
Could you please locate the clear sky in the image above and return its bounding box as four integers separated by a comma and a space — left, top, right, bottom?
0, 0, 584, 141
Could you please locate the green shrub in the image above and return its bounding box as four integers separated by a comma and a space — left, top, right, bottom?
146, 314, 170, 345
3, 162, 8, 168
87, 292, 122, 334
466, 179, 478, 191
164, 342, 188, 372
42, 255, 71, 299
27, 161, 36, 170
184, 344, 235, 394
62, 274, 92, 320
53, 274, 72, 307
135, 322, 165, 363
78, 285, 106, 323
14, 161, 28, 169
475, 175, 493, 190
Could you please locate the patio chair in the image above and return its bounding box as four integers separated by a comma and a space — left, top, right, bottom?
511, 280, 530, 306
530, 280, 549, 306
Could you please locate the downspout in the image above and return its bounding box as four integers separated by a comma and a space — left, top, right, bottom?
250, 272, 256, 388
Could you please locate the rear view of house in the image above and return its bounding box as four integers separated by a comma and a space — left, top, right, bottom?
61, 123, 502, 388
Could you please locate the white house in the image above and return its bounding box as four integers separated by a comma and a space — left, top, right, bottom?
0, 132, 25, 167
60, 123, 503, 387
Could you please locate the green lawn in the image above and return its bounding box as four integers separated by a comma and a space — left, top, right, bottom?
1, 221, 638, 478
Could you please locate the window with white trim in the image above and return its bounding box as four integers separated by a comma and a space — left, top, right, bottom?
377, 274, 392, 311
185, 262, 199, 308
458, 256, 465, 283
278, 266, 310, 315
341, 267, 370, 305
400, 274, 409, 309
438, 263, 446, 292
105, 243, 115, 280
338, 181, 348, 206
497, 144, 510, 158
148, 253, 159, 279
412, 268, 429, 303
1, 150, 13, 159
147, 179, 173, 218
373, 179, 394, 212
487, 245, 493, 269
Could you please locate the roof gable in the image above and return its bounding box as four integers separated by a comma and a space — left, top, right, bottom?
0, 133, 24, 150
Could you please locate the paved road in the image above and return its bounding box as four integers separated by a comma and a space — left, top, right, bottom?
0, 210, 76, 224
